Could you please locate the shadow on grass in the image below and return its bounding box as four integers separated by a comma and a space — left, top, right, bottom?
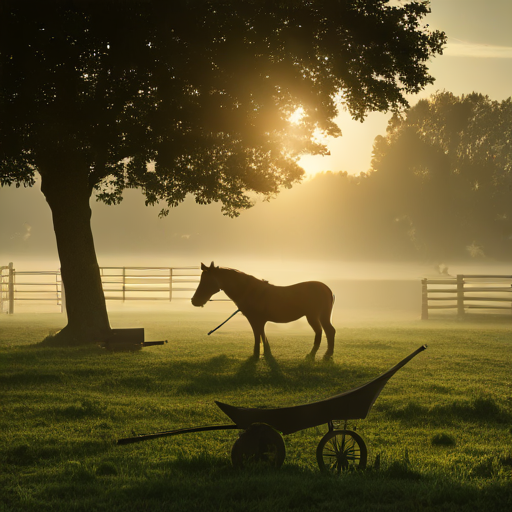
230, 352, 285, 386
2, 338, 425, 422
173, 354, 378, 397
4, 437, 112, 467
94, 456, 511, 512
4, 440, 512, 511
383, 396, 511, 424
1, 342, 402, 404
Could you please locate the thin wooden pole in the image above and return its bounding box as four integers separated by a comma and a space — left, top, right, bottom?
421, 278, 428, 320
8, 262, 14, 315
169, 268, 173, 302
122, 267, 126, 302
60, 272, 66, 313
457, 275, 465, 318
0, 265, 4, 313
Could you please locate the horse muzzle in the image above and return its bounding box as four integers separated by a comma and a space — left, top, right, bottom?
191, 297, 206, 307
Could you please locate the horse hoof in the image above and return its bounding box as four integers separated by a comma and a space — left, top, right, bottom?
305, 353, 316, 362
322, 354, 333, 362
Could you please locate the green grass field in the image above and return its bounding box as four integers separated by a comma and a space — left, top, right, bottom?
1, 309, 511, 511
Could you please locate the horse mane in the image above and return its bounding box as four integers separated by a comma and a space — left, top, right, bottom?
218, 266, 271, 287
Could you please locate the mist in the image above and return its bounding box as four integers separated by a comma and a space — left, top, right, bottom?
3, 174, 511, 322
2, 170, 510, 265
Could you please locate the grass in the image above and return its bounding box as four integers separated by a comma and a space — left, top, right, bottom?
1, 309, 512, 511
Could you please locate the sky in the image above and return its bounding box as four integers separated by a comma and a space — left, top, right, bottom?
1, 0, 512, 270
299, 0, 512, 177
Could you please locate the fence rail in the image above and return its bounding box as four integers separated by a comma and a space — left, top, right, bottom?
0, 263, 200, 314
421, 274, 512, 319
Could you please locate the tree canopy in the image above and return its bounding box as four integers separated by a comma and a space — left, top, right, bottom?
0, 0, 445, 343
1, 0, 445, 213
367, 92, 512, 259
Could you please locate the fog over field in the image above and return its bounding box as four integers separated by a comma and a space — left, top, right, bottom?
3, 175, 512, 321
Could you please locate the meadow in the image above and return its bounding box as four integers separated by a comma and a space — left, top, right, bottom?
1, 308, 511, 511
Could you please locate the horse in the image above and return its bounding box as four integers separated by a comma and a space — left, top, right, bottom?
191, 262, 336, 360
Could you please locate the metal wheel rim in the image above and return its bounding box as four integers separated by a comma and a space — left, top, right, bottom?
324, 433, 360, 472
317, 430, 367, 473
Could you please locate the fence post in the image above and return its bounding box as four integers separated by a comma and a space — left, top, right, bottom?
0, 266, 6, 313
60, 270, 66, 313
421, 279, 428, 320
457, 275, 465, 318
122, 267, 126, 302
0, 266, 4, 313
8, 262, 14, 315
169, 268, 173, 301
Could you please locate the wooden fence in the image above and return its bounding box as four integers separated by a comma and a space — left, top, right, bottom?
0, 263, 201, 314
421, 274, 512, 319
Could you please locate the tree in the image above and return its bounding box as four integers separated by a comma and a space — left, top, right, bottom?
0, 1, 445, 343
369, 91, 512, 259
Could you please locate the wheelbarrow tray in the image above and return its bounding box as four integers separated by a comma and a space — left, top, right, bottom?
216, 345, 427, 435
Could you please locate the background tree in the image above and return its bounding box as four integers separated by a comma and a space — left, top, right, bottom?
0, 0, 445, 343
368, 91, 512, 259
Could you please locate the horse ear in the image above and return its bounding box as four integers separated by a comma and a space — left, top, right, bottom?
210, 261, 215, 269
201, 263, 208, 271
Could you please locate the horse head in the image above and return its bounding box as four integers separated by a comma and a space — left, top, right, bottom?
191, 262, 222, 307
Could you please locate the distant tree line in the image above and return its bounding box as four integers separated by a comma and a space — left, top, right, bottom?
366, 91, 512, 261
209, 92, 511, 262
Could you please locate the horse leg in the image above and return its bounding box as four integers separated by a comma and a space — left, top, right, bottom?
262, 324, 272, 357
306, 316, 323, 360
248, 318, 265, 359
320, 316, 336, 361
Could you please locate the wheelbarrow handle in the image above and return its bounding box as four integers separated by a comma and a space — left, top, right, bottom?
117, 424, 238, 445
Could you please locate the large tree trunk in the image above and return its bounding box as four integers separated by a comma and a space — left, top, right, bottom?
40, 167, 111, 344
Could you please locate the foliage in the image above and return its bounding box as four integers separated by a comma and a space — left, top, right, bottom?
368, 92, 512, 259
0, 0, 445, 214
1, 311, 511, 511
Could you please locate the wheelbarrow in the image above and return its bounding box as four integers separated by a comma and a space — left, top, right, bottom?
117, 345, 427, 473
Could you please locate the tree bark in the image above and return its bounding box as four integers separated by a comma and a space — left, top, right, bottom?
40, 166, 111, 344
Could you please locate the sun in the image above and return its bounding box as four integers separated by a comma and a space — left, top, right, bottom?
288, 106, 306, 125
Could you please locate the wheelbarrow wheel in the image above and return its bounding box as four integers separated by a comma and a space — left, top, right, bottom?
231, 423, 286, 469
316, 429, 367, 473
